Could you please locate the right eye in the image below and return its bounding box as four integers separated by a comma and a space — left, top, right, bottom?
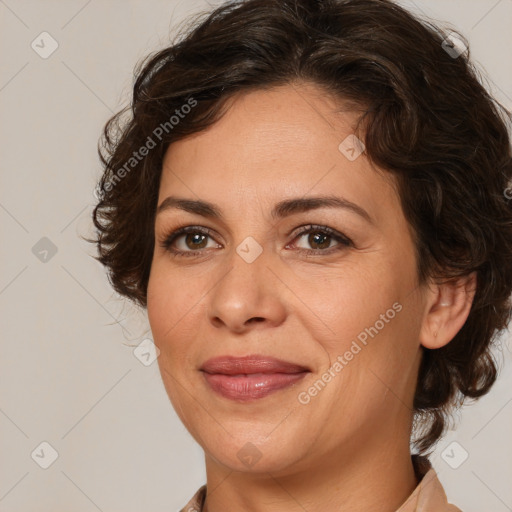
160, 226, 221, 257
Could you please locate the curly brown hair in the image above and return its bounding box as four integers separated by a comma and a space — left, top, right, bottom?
89, 0, 512, 455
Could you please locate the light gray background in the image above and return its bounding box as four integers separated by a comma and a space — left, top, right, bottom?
1, 1, 511, 511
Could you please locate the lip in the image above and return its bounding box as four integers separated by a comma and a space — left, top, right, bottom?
200, 355, 310, 375
200, 355, 310, 401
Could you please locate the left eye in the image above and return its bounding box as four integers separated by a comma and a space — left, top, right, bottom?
288, 225, 353, 253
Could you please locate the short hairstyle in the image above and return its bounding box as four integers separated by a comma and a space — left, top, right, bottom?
90, 0, 512, 454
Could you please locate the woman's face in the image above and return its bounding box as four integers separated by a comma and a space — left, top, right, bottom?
147, 83, 428, 475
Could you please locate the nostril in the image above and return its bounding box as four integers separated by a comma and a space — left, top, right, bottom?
247, 317, 265, 324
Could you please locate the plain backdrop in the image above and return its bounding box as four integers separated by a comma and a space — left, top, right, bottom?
1, 0, 511, 511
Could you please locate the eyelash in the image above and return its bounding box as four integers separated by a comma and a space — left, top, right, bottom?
159, 224, 354, 258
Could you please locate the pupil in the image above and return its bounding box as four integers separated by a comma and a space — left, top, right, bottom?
186, 233, 207, 249
310, 232, 330, 249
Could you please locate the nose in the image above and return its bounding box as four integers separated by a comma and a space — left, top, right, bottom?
207, 246, 287, 334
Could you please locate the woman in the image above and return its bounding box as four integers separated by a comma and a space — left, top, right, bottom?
90, 0, 512, 510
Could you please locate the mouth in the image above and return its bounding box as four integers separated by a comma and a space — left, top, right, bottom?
200, 355, 311, 401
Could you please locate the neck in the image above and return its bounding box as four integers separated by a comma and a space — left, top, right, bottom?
202, 430, 419, 512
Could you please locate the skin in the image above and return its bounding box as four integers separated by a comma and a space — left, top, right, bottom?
146, 82, 476, 512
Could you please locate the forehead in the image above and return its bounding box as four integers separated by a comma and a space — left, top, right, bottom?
159, 83, 397, 217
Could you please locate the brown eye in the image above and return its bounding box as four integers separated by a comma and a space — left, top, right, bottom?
183, 233, 208, 250
307, 232, 333, 250
290, 225, 353, 254
160, 226, 220, 257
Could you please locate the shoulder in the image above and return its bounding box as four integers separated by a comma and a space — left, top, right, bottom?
179, 484, 207, 512
396, 455, 462, 512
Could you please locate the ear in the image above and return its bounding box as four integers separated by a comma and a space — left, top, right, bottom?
419, 272, 477, 350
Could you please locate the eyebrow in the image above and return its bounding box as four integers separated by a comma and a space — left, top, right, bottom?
157, 195, 374, 224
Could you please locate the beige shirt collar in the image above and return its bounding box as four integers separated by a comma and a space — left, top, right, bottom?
397, 455, 462, 512
180, 455, 462, 512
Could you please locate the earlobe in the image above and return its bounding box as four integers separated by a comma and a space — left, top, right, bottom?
420, 272, 477, 350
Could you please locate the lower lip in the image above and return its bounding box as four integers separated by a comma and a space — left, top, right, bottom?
202, 372, 308, 401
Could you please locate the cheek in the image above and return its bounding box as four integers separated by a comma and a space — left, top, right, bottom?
298, 259, 420, 407
295, 262, 401, 350
147, 261, 202, 338
146, 269, 171, 342
146, 268, 201, 424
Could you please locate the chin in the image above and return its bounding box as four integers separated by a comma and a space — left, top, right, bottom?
200, 427, 310, 474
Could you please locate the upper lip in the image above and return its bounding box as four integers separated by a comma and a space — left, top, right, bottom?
200, 355, 310, 375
